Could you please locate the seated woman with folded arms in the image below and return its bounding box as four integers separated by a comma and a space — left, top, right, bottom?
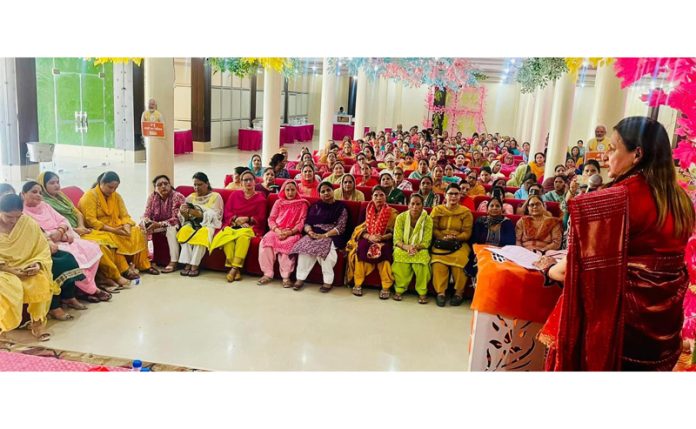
379, 171, 406, 205
257, 181, 309, 288
176, 172, 223, 277
210, 170, 268, 283
291, 182, 348, 292
142, 174, 185, 273
78, 171, 159, 280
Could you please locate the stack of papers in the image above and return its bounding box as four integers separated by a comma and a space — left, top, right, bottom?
486, 246, 567, 270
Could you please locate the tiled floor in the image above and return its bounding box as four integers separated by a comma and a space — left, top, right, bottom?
4, 139, 474, 371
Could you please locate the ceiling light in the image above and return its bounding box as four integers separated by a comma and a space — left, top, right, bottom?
582, 60, 589, 67
510, 59, 516, 64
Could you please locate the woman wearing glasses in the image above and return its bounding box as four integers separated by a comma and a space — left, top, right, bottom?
515, 195, 562, 252
393, 167, 413, 191
142, 174, 185, 273
430, 183, 473, 307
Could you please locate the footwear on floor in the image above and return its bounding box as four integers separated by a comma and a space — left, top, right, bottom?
450, 295, 464, 306
436, 294, 446, 307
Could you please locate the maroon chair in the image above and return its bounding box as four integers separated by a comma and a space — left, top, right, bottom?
357, 186, 373, 201
224, 174, 233, 187
406, 178, 420, 191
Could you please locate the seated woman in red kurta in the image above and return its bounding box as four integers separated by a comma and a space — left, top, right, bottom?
210, 170, 268, 282
535, 116, 695, 371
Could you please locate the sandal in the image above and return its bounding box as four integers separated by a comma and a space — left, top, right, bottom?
63, 299, 87, 310
352, 286, 363, 297
286, 280, 298, 289
180, 269, 191, 276
144, 267, 160, 275
99, 284, 120, 294
78, 292, 101, 303
392, 293, 403, 301
188, 269, 200, 277
30, 323, 51, 342
48, 309, 74, 321
379, 289, 391, 300
123, 271, 140, 280
257, 276, 273, 285
161, 263, 177, 273
95, 290, 112, 302
293, 282, 304, 291
319, 284, 333, 293
418, 296, 428, 305
226, 268, 239, 283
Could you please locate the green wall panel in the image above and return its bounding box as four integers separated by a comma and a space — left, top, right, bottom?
35, 58, 115, 148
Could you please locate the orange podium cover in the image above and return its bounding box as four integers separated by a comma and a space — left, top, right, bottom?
470, 244, 561, 323
142, 121, 165, 138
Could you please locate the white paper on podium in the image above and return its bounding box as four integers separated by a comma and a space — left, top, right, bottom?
486, 246, 568, 270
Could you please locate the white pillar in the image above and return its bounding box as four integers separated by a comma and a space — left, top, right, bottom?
392, 82, 403, 129
353, 68, 368, 140
589, 63, 627, 135
513, 92, 526, 139
519, 92, 535, 144
530, 83, 555, 156
545, 73, 576, 178
376, 77, 388, 132
262, 67, 282, 165
318, 58, 336, 149
144, 58, 175, 191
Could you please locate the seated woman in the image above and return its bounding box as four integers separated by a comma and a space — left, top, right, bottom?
478, 166, 494, 186
22, 181, 110, 302
257, 180, 309, 287
339, 140, 355, 161
432, 165, 447, 194
489, 160, 506, 181
476, 186, 514, 214
176, 172, 223, 277
78, 171, 159, 279
248, 154, 264, 178
334, 173, 365, 202
225, 166, 249, 190
407, 159, 429, 180
291, 182, 348, 292
418, 176, 440, 208
255, 168, 280, 197
347, 186, 398, 299
0, 194, 56, 341
356, 164, 378, 188
270, 153, 291, 179
297, 164, 321, 198
542, 164, 567, 192
363, 146, 378, 168
470, 151, 488, 168
568, 145, 584, 167
142, 174, 185, 273
470, 194, 516, 247
394, 167, 413, 191
319, 152, 338, 175
529, 152, 546, 180
513, 173, 538, 200
38, 171, 131, 290
466, 170, 486, 197
542, 175, 567, 203
430, 183, 473, 307
210, 170, 268, 282
501, 153, 517, 176
379, 172, 406, 205
324, 161, 346, 185
392, 193, 433, 304
515, 195, 562, 252
453, 153, 471, 175
443, 164, 462, 185
399, 152, 418, 171
378, 153, 397, 174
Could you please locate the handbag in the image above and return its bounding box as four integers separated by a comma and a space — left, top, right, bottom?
180, 205, 204, 244
430, 238, 462, 255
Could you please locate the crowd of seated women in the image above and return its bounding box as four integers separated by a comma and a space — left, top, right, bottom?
0, 127, 601, 340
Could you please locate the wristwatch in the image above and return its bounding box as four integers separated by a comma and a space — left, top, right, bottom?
542, 264, 561, 288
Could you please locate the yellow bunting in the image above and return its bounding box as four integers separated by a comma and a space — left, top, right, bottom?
564, 57, 614, 79
241, 57, 292, 73
89, 58, 143, 66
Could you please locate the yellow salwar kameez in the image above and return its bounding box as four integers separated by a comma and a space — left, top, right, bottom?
430, 204, 473, 296
0, 216, 57, 324
78, 186, 151, 272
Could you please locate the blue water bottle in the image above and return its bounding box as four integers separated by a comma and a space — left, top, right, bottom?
131, 359, 142, 372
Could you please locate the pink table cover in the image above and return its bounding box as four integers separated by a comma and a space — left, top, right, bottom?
283, 124, 314, 142
0, 350, 129, 372
174, 129, 193, 155
238, 128, 293, 150
332, 124, 370, 141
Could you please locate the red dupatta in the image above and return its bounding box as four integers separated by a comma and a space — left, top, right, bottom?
544, 186, 629, 371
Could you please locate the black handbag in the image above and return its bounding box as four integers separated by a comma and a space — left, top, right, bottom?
430, 238, 462, 255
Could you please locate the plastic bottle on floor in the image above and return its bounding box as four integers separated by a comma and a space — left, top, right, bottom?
131, 359, 142, 372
